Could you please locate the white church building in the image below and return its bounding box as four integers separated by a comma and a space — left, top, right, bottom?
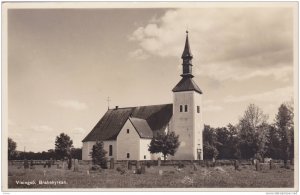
82, 31, 204, 161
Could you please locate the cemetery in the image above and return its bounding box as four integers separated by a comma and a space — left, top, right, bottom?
8, 158, 294, 188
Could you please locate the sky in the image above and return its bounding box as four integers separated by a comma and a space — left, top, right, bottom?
7, 5, 296, 152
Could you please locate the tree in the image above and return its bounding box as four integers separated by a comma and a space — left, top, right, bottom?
215, 124, 240, 159
71, 148, 82, 160
203, 125, 220, 159
148, 131, 180, 161
55, 133, 73, 160
275, 103, 294, 166
8, 137, 17, 160
238, 104, 269, 159
90, 141, 107, 168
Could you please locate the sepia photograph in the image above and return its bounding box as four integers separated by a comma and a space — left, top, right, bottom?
2, 1, 298, 191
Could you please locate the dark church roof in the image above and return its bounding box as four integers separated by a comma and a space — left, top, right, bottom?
172, 77, 203, 94
129, 117, 153, 139
82, 104, 172, 142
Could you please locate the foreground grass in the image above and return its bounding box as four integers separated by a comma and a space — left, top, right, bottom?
8, 163, 294, 188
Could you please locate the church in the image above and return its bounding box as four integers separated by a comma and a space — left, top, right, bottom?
82, 32, 204, 161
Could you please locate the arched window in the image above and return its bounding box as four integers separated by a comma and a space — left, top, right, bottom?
185, 105, 188, 112
180, 105, 183, 112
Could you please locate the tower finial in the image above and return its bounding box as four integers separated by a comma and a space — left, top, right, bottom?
181, 31, 194, 78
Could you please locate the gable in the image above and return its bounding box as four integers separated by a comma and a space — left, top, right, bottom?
82, 104, 173, 142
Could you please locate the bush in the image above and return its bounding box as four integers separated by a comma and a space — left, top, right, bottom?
178, 163, 185, 168
91, 165, 101, 171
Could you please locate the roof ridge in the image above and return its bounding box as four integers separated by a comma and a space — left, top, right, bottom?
109, 103, 172, 110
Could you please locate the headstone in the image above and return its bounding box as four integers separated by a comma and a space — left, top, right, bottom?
62, 161, 66, 170
158, 157, 161, 167
43, 161, 47, 168
136, 161, 141, 170
128, 161, 132, 170
255, 161, 260, 171
110, 158, 114, 169
74, 159, 79, 171
47, 160, 51, 168
234, 160, 240, 170
24, 159, 29, 169
141, 164, 146, 174
68, 158, 72, 170
158, 169, 163, 175
87, 170, 90, 175
30, 160, 34, 167
193, 163, 199, 171
43, 170, 46, 176
269, 160, 274, 170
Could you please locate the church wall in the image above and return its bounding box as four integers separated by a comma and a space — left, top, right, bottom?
82, 141, 96, 161
193, 92, 204, 160
82, 140, 117, 161
139, 139, 152, 160
172, 91, 196, 160
117, 119, 140, 160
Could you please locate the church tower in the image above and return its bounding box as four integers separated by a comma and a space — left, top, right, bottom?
172, 31, 204, 160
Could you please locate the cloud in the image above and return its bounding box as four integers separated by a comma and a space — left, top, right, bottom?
128, 49, 149, 60
55, 99, 87, 111
203, 100, 223, 112
130, 7, 294, 82
30, 125, 54, 132
224, 86, 293, 103
73, 127, 86, 135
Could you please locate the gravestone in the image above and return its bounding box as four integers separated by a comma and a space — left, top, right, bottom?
128, 161, 132, 170
141, 164, 146, 174
62, 161, 66, 170
68, 158, 72, 170
24, 159, 29, 169
74, 159, 79, 172
43, 161, 47, 168
158, 157, 161, 167
255, 161, 260, 171
234, 160, 240, 170
158, 169, 163, 175
136, 161, 141, 170
269, 160, 274, 170
110, 158, 114, 169
193, 163, 199, 171
30, 160, 34, 167
47, 160, 51, 168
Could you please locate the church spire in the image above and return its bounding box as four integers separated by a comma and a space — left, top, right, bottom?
181, 30, 194, 78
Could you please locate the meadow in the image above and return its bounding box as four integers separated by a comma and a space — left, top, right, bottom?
8, 161, 294, 188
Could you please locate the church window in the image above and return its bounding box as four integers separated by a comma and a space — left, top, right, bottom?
144, 155, 146, 159
109, 145, 113, 156
180, 105, 183, 112
185, 105, 188, 112
127, 153, 130, 159
197, 106, 200, 113
127, 129, 129, 134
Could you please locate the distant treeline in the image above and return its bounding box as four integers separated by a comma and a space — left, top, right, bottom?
203, 103, 294, 164
10, 148, 82, 160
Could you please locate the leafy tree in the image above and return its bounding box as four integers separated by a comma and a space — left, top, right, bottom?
215, 124, 240, 159
71, 148, 82, 160
203, 125, 220, 159
8, 137, 17, 160
55, 133, 73, 159
148, 131, 180, 161
275, 103, 294, 166
238, 104, 269, 159
90, 141, 107, 168
266, 124, 282, 159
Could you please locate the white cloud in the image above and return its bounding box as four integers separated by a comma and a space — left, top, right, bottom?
130, 7, 294, 82
128, 49, 149, 60
203, 100, 223, 112
224, 86, 293, 103
55, 99, 87, 111
73, 127, 86, 135
30, 125, 54, 132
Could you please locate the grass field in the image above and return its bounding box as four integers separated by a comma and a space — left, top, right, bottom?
8, 162, 294, 188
